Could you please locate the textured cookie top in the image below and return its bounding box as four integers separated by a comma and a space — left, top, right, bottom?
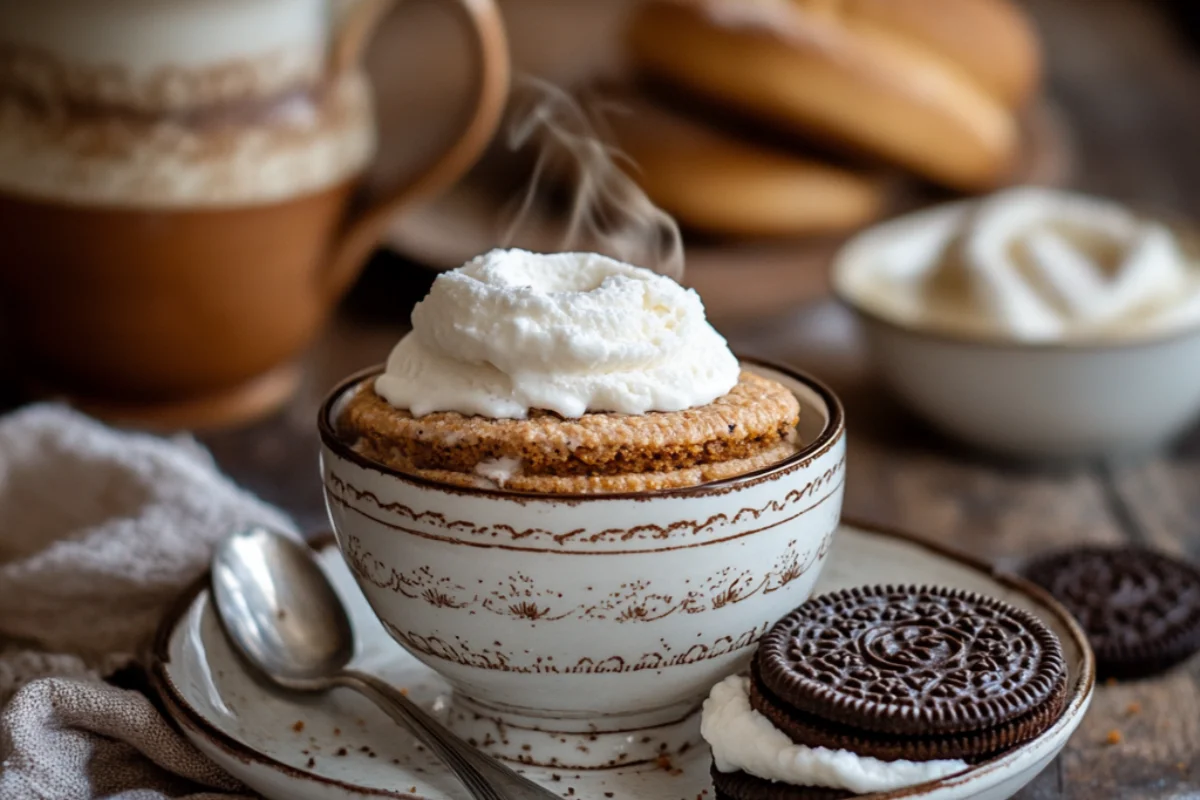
338, 370, 800, 491
1024, 546, 1200, 679
756, 585, 1067, 736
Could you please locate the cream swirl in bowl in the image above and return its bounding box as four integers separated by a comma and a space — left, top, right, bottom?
839, 186, 1200, 343
376, 248, 741, 419
832, 187, 1200, 458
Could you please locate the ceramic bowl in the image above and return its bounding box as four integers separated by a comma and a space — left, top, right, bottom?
833, 201, 1200, 459
318, 359, 846, 769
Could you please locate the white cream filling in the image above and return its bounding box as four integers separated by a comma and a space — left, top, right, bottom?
701, 676, 968, 794
472, 457, 522, 487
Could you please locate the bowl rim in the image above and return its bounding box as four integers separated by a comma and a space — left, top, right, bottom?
146, 520, 1096, 800
831, 198, 1200, 354
316, 356, 846, 501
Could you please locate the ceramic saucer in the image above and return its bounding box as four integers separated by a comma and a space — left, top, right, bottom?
150, 521, 1094, 800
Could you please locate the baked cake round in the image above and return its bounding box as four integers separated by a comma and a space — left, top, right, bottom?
598, 87, 888, 238
338, 369, 802, 493
627, 0, 1040, 191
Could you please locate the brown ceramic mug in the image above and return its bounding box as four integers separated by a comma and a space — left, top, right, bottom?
0, 0, 509, 427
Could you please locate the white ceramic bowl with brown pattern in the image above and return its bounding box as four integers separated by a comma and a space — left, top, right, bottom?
318, 358, 846, 770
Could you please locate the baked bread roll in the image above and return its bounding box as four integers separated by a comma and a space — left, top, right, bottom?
627, 0, 1042, 191
840, 0, 1041, 109
600, 92, 886, 237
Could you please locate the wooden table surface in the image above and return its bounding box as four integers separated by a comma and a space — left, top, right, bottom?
190, 0, 1200, 796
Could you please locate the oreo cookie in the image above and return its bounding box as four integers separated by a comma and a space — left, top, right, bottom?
709, 585, 1069, 799
1024, 546, 1200, 679
757, 586, 1067, 742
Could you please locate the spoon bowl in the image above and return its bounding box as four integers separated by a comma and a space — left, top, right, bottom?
212, 527, 354, 687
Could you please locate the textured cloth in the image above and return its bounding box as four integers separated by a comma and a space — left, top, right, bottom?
0, 403, 295, 799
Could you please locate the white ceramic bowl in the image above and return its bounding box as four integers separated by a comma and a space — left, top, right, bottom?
833, 202, 1200, 459
318, 359, 846, 769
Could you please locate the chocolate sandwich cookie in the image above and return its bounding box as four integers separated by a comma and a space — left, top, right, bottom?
1024, 546, 1200, 679
747, 659, 1066, 763
754, 586, 1067, 761
757, 586, 1067, 735
706, 586, 1070, 799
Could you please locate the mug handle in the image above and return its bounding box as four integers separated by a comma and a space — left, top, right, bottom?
322, 0, 511, 299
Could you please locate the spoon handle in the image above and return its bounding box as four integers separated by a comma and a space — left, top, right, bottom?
335, 669, 562, 800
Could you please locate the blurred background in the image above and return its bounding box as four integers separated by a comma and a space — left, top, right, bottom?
4, 0, 1200, 526
359, 0, 1195, 318
5, 5, 1200, 794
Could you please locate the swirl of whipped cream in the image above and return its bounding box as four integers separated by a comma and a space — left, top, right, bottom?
948, 187, 1197, 340
375, 249, 741, 419
843, 187, 1200, 342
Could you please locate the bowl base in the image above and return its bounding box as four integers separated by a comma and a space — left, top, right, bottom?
20, 360, 302, 432
447, 693, 703, 770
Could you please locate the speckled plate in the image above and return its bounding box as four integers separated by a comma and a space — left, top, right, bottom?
149, 521, 1094, 800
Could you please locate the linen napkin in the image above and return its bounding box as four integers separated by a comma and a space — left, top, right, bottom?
0, 403, 297, 799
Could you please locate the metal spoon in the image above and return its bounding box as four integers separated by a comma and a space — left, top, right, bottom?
211, 526, 561, 800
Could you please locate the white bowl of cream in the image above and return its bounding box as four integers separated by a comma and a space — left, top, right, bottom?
833, 186, 1200, 459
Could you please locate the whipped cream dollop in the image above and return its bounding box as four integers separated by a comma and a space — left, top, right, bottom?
702, 676, 968, 793
840, 186, 1200, 342
375, 249, 740, 419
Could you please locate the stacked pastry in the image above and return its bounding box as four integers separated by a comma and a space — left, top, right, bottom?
612, 0, 1043, 238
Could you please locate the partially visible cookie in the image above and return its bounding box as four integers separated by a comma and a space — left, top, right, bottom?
1024, 546, 1200, 679
599, 87, 888, 238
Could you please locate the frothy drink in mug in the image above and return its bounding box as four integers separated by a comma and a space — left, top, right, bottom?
0, 0, 508, 427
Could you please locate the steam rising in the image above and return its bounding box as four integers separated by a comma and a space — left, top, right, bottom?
501, 76, 685, 283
